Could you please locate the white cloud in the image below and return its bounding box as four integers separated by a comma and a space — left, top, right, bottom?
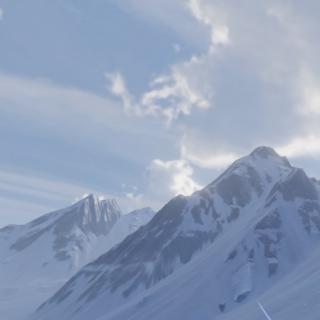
150, 159, 201, 196
188, 0, 211, 26
296, 69, 320, 116
302, 84, 320, 115
106, 69, 210, 124
188, 0, 230, 50
211, 25, 230, 46
0, 8, 3, 21
106, 1, 234, 126
0, 72, 173, 162
106, 72, 134, 114
141, 69, 210, 120
276, 135, 320, 158
137, 158, 202, 209
105, 1, 320, 206
121, 0, 320, 163
181, 143, 238, 169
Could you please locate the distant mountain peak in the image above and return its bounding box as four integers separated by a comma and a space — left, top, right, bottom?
71, 194, 122, 221
0, 195, 154, 320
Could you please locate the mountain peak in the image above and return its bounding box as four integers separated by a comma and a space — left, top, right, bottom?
246, 146, 292, 169
68, 194, 122, 236
250, 146, 280, 159
73, 194, 122, 218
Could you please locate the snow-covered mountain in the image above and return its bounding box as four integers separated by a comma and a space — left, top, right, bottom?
31, 147, 320, 320
0, 195, 154, 320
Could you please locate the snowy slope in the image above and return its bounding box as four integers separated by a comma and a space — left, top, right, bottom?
31, 147, 320, 320
0, 195, 154, 320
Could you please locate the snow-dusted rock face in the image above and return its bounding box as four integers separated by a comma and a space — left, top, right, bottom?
0, 195, 154, 320
32, 147, 320, 320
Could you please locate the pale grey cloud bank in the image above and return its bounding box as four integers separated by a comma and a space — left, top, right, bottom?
1, 0, 320, 226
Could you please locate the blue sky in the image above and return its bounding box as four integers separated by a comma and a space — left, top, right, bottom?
1, 0, 320, 226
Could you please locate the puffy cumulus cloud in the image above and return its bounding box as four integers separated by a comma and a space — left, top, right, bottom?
150, 159, 201, 195
149, 159, 202, 196
136, 158, 202, 210
136, 135, 240, 211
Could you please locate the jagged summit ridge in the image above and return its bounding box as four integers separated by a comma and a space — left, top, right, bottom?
0, 194, 154, 320
6, 195, 123, 255
66, 194, 122, 236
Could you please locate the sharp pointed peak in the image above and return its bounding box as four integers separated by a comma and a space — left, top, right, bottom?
74, 194, 117, 205
70, 194, 122, 216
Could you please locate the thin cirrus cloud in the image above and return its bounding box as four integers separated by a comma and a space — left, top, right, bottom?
0, 169, 150, 227
0, 72, 182, 220
0, 170, 108, 226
